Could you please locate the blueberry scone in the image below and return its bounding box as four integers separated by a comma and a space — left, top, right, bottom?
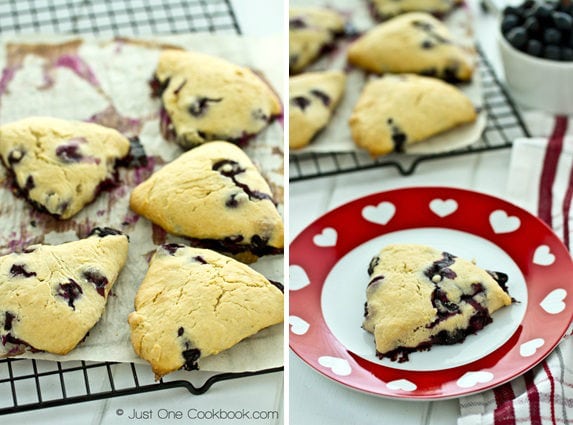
129, 141, 283, 262
369, 0, 461, 20
128, 244, 284, 379
0, 117, 131, 219
0, 228, 129, 357
289, 7, 345, 74
349, 74, 477, 156
347, 13, 474, 82
363, 244, 513, 362
150, 49, 281, 149
289, 71, 346, 149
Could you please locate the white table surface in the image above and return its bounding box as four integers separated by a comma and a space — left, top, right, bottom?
288, 1, 549, 424
3, 1, 285, 424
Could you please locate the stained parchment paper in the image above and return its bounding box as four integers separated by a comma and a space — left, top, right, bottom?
0, 34, 284, 372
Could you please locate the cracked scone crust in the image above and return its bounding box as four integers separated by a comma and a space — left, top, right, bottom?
363, 244, 512, 362
289, 71, 346, 149
347, 13, 474, 82
349, 74, 477, 156
128, 244, 284, 379
150, 49, 282, 149
0, 228, 128, 356
0, 117, 131, 219
369, 0, 461, 20
289, 7, 345, 74
129, 141, 283, 261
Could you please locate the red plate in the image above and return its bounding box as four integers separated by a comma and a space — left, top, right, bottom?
289, 187, 573, 399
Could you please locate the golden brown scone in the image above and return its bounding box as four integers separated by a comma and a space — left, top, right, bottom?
289, 7, 345, 73
363, 244, 512, 362
349, 74, 477, 156
151, 49, 281, 149
0, 228, 129, 357
347, 13, 474, 82
289, 71, 346, 149
128, 244, 284, 379
129, 141, 283, 261
0, 117, 130, 219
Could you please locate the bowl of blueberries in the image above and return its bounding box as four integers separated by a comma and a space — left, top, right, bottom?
499, 0, 573, 113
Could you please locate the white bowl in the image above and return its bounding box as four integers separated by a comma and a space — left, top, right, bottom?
498, 28, 573, 114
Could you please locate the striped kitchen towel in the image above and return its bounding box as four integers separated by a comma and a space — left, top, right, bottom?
458, 116, 573, 425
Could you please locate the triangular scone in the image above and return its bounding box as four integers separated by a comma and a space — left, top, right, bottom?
289, 7, 345, 74
129, 141, 283, 261
0, 228, 129, 357
363, 244, 512, 362
289, 71, 346, 149
349, 74, 477, 156
128, 244, 284, 379
0, 117, 131, 219
347, 13, 474, 82
370, 0, 460, 20
150, 49, 281, 149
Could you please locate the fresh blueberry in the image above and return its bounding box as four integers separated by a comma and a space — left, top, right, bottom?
535, 3, 554, 20
543, 44, 561, 60
544, 28, 562, 44
504, 6, 524, 18
552, 11, 573, 30
523, 16, 540, 34
562, 47, 573, 61
506, 27, 528, 49
501, 14, 521, 33
526, 39, 543, 56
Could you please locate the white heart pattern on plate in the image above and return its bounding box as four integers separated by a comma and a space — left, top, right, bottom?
313, 227, 337, 247
519, 338, 545, 357
457, 371, 494, 388
289, 265, 310, 291
289, 316, 310, 335
386, 379, 417, 392
362, 202, 396, 225
429, 198, 458, 217
489, 210, 521, 234
318, 356, 352, 376
540, 288, 567, 314
533, 245, 556, 266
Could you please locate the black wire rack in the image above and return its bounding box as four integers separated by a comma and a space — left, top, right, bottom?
289, 46, 532, 181
0, 0, 282, 416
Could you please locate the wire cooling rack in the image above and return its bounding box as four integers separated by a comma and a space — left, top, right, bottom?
289, 46, 532, 181
0, 0, 282, 416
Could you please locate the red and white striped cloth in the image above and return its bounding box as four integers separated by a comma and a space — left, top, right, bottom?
458, 116, 573, 425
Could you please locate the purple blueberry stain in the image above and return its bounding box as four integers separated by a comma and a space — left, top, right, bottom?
424, 252, 457, 282
173, 79, 187, 96
57, 279, 83, 310
252, 108, 269, 122
163, 243, 185, 255
4, 312, 15, 331
368, 256, 380, 276
367, 275, 384, 288
310, 89, 331, 107
181, 341, 201, 371
10, 264, 36, 278
290, 96, 311, 111
82, 269, 109, 297
7, 148, 25, 166
269, 280, 284, 292
193, 256, 207, 264
188, 97, 223, 117
212, 160, 275, 204
177, 327, 184, 337
55, 144, 84, 163
289, 17, 307, 29
89, 227, 124, 238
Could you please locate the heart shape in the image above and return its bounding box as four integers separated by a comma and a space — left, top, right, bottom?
362, 202, 396, 225
386, 379, 417, 392
456, 371, 494, 388
489, 210, 521, 234
533, 245, 555, 266
318, 356, 351, 376
429, 198, 458, 218
289, 316, 310, 335
540, 288, 567, 314
289, 265, 310, 291
313, 227, 337, 247
519, 338, 545, 357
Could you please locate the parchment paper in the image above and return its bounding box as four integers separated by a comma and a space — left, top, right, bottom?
289, 0, 486, 156
0, 34, 284, 372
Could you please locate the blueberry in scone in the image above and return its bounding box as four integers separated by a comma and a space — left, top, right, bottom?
150, 49, 282, 149
369, 0, 462, 21
347, 13, 474, 82
128, 244, 284, 379
289, 7, 346, 74
289, 71, 346, 149
129, 141, 283, 262
0, 227, 129, 357
349, 74, 477, 156
0, 117, 131, 219
363, 244, 513, 362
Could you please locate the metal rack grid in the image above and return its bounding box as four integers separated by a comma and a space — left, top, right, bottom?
290, 46, 532, 181
0, 0, 282, 415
